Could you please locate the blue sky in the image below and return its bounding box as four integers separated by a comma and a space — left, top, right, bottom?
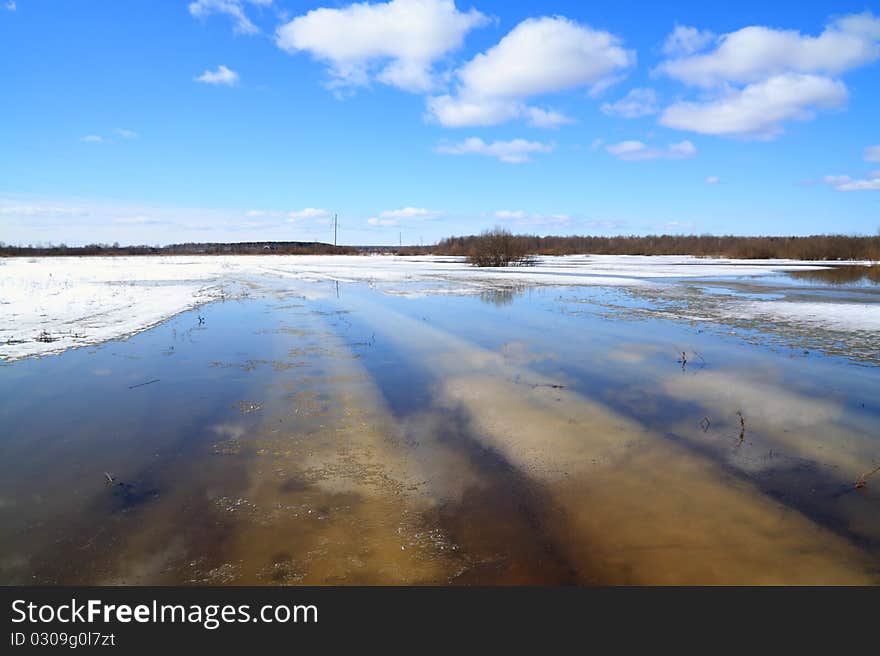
1, 0, 878, 246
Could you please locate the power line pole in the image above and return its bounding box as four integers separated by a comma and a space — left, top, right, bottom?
333, 213, 338, 246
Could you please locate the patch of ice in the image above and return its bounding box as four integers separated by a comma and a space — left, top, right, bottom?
733, 301, 880, 332
0, 254, 871, 361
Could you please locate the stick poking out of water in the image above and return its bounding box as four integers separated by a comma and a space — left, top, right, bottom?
855, 464, 880, 489
128, 379, 160, 389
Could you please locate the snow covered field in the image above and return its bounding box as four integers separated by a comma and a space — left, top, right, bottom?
1, 254, 876, 361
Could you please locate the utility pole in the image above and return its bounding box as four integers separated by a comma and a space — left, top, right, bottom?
399, 232, 402, 248
333, 213, 337, 246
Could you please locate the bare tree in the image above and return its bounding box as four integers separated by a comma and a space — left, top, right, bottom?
466, 228, 536, 267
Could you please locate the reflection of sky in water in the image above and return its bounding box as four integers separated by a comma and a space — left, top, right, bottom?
726, 265, 880, 290
1, 278, 879, 584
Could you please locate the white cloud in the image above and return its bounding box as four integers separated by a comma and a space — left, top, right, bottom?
188, 0, 271, 35
864, 145, 880, 162
705, 176, 720, 184
524, 106, 574, 128
458, 16, 634, 98
600, 88, 658, 118
379, 207, 441, 220
80, 135, 104, 143
114, 128, 138, 139
275, 0, 488, 93
493, 210, 526, 220
660, 74, 847, 139
656, 13, 879, 139
605, 140, 697, 161
367, 217, 399, 226
288, 207, 331, 220
657, 13, 880, 87
425, 95, 572, 128
0, 195, 345, 245
425, 95, 522, 127
5, 2, 16, 11
662, 25, 715, 57
436, 137, 554, 164
822, 172, 880, 191
426, 16, 634, 127
0, 203, 88, 218
195, 65, 239, 86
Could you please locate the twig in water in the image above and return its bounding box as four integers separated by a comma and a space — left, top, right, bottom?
35, 330, 59, 343
128, 379, 160, 389
104, 472, 115, 485
699, 416, 711, 433
855, 464, 880, 489
736, 410, 745, 443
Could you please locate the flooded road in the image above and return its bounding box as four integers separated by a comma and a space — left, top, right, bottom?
1, 271, 879, 584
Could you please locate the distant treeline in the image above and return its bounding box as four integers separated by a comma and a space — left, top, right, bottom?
434, 234, 880, 261
4, 234, 879, 261
0, 241, 358, 257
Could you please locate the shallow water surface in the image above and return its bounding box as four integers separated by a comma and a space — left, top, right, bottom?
1, 277, 879, 584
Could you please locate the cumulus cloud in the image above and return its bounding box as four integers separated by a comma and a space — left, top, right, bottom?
865, 145, 880, 162
660, 74, 847, 138
662, 25, 715, 57
705, 176, 720, 184
436, 137, 554, 164
605, 140, 697, 161
275, 0, 488, 93
195, 65, 239, 86
657, 13, 880, 87
600, 88, 658, 118
426, 16, 634, 127
822, 172, 880, 191
80, 135, 104, 143
188, 0, 271, 35
426, 95, 572, 128
457, 17, 634, 98
656, 13, 879, 139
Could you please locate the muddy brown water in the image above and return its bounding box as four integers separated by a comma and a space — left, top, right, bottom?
1, 278, 879, 584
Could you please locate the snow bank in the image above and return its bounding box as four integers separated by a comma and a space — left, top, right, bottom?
0, 254, 870, 361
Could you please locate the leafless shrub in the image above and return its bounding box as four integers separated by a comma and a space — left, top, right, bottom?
466, 228, 536, 267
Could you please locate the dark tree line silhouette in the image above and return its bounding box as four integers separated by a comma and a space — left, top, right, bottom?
3, 233, 879, 263
435, 232, 880, 264
0, 241, 356, 257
